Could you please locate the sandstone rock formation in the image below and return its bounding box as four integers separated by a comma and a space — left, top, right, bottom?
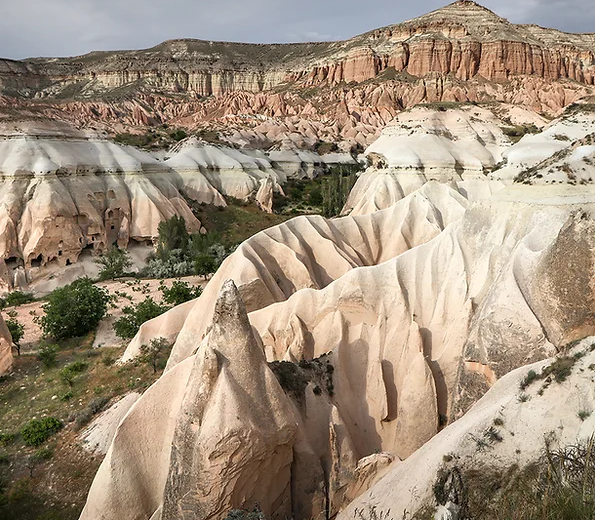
122, 181, 469, 364
492, 101, 595, 185
341, 103, 544, 215
1, 2, 594, 149
0, 120, 353, 291
88, 180, 595, 519
0, 313, 13, 375
340, 337, 595, 519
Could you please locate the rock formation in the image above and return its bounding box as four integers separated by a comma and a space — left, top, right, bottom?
84, 178, 595, 519
0, 120, 352, 291
0, 313, 13, 375
1, 1, 594, 149
340, 337, 595, 519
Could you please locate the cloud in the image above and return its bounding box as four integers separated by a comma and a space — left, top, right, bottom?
0, 0, 594, 60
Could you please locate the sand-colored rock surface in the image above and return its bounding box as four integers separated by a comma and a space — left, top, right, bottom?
341, 104, 540, 215
80, 393, 140, 455
0, 121, 352, 291
122, 181, 468, 364
491, 102, 595, 184
339, 337, 595, 519
87, 181, 595, 519
0, 313, 13, 375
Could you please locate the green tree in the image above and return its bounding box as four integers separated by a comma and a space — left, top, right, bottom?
322, 167, 357, 218
95, 246, 132, 280
156, 215, 190, 261
160, 280, 202, 306
4, 311, 24, 356
37, 278, 109, 340
139, 336, 170, 373
113, 297, 169, 340
194, 254, 217, 280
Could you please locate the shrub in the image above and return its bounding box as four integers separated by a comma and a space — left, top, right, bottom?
21, 417, 63, 447
160, 280, 202, 306
0, 291, 35, 309
169, 129, 187, 141
156, 215, 190, 261
225, 506, 266, 520
59, 361, 88, 387
37, 278, 109, 340
37, 344, 59, 368
113, 297, 169, 340
95, 246, 132, 280
0, 433, 15, 447
32, 446, 53, 462
5, 314, 24, 356
139, 336, 171, 373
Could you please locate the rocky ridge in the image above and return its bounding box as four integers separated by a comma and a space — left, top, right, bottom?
1, 1, 595, 148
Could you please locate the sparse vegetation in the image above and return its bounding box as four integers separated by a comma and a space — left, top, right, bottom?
59, 361, 89, 387
456, 436, 595, 519
37, 344, 59, 368
139, 336, 171, 373
501, 124, 539, 143
0, 291, 35, 310
159, 279, 202, 306
113, 296, 169, 340
5, 311, 24, 356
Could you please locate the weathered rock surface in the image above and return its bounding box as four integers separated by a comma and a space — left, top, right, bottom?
492, 101, 595, 185
0, 313, 13, 375
341, 103, 541, 215
93, 182, 595, 519
80, 393, 140, 455
1, 2, 594, 149
340, 337, 595, 519
122, 181, 468, 364
0, 121, 351, 291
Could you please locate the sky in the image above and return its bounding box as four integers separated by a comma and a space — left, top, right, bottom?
0, 0, 594, 60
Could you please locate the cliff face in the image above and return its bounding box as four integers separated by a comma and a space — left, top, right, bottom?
0, 1, 594, 146
6, 1, 595, 97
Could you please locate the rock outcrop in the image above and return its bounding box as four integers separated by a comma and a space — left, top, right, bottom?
0, 121, 352, 291
88, 181, 595, 519
122, 181, 469, 364
340, 337, 595, 519
1, 2, 595, 149
0, 313, 13, 375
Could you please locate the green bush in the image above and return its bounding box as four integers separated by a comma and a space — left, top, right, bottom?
0, 433, 15, 447
5, 314, 24, 356
139, 337, 171, 373
160, 280, 202, 306
156, 215, 190, 261
59, 361, 88, 387
0, 291, 35, 309
113, 297, 169, 340
37, 344, 59, 368
95, 246, 132, 281
169, 129, 187, 141
37, 277, 109, 340
21, 417, 63, 447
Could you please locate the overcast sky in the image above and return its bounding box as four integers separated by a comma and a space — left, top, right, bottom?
1, 0, 594, 60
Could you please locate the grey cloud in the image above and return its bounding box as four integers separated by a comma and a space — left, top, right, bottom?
0, 0, 594, 60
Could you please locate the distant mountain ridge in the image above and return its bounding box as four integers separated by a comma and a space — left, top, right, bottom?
0, 1, 594, 149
